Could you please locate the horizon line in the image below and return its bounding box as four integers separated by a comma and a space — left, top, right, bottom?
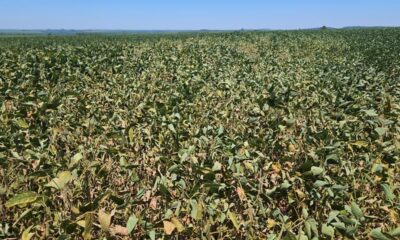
1, 25, 400, 32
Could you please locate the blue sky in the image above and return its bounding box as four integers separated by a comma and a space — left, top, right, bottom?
1, 0, 399, 30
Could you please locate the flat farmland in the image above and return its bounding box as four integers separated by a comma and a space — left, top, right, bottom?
0, 29, 399, 239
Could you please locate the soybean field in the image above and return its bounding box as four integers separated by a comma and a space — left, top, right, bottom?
0, 29, 399, 239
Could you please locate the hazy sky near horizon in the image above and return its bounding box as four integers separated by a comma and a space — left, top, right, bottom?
1, 0, 399, 30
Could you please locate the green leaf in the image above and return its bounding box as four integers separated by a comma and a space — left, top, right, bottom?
370, 228, 391, 240
212, 161, 222, 171
325, 154, 339, 163
311, 166, 324, 176
298, 233, 308, 240
322, 224, 334, 237
314, 180, 329, 188
127, 214, 139, 234
180, 152, 189, 162
381, 184, 395, 202
298, 159, 313, 172
364, 109, 378, 117
190, 199, 203, 220
327, 211, 339, 223
282, 232, 297, 240
217, 125, 224, 135
228, 210, 240, 230
148, 229, 156, 240
71, 153, 83, 166
375, 127, 386, 136
5, 192, 39, 208
331, 222, 346, 231
372, 163, 383, 173
389, 227, 400, 237
350, 202, 364, 220
45, 171, 73, 190
168, 124, 177, 134
280, 180, 291, 189
305, 218, 319, 238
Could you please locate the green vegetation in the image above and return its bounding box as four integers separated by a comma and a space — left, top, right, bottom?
1, 29, 399, 239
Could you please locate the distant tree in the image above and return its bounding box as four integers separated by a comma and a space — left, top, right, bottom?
321, 26, 328, 30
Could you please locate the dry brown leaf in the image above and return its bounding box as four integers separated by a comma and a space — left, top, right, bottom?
163, 220, 176, 235
150, 197, 158, 210
390, 210, 398, 224
236, 187, 246, 202
143, 190, 151, 201
111, 225, 129, 236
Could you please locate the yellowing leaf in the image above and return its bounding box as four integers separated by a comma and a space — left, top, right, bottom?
244, 161, 254, 172
272, 163, 281, 173
171, 217, 185, 233
389, 210, 398, 224
267, 219, 277, 229
128, 128, 134, 143
16, 119, 29, 129
46, 171, 73, 190
98, 209, 112, 232
127, 214, 139, 234
288, 144, 296, 152
82, 213, 93, 240
21, 225, 34, 240
76, 220, 86, 228
228, 211, 240, 230
190, 200, 203, 220
351, 141, 368, 148
163, 221, 176, 235
295, 189, 306, 199
5, 192, 39, 208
